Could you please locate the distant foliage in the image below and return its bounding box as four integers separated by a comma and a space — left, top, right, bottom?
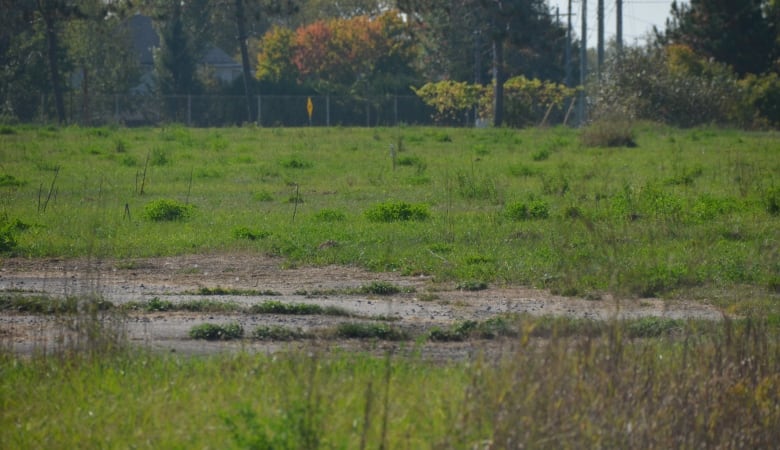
413, 81, 485, 124
591, 46, 740, 127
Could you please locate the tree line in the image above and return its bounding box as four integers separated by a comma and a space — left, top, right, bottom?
0, 0, 778, 127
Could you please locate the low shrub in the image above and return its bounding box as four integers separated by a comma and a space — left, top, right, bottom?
505, 199, 549, 220
364, 201, 430, 222
143, 199, 194, 221
189, 322, 244, 340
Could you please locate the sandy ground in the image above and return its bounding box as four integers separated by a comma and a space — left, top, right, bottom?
0, 252, 724, 357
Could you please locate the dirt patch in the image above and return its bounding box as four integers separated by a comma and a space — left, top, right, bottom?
0, 252, 723, 356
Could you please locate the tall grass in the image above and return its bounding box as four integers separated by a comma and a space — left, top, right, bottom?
2, 319, 778, 448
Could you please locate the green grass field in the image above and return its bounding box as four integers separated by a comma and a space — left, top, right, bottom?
1, 124, 779, 447
1, 124, 778, 303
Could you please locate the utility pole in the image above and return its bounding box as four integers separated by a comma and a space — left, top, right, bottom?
578, 0, 587, 125
597, 0, 604, 77
564, 0, 572, 87
616, 0, 623, 52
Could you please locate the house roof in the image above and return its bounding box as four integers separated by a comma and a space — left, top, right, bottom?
127, 14, 158, 66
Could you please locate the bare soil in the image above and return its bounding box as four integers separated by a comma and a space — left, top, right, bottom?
1, 253, 723, 357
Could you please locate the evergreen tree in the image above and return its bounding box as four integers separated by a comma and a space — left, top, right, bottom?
658, 0, 777, 75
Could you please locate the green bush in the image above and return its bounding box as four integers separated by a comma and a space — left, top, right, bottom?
364, 201, 430, 222
505, 199, 549, 220
189, 323, 244, 340
143, 199, 194, 221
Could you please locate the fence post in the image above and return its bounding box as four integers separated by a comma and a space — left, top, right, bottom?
326, 95, 330, 127
394, 95, 398, 126
257, 95, 262, 126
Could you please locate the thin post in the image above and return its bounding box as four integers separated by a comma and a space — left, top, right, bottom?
616, 0, 623, 52
565, 0, 572, 86
597, 0, 604, 77
578, 0, 588, 125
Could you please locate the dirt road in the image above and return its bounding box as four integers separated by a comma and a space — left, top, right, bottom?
0, 253, 723, 356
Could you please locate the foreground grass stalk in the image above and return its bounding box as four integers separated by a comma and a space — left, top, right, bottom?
2, 320, 778, 448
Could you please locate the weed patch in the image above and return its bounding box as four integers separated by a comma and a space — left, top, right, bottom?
189, 322, 244, 340
580, 119, 636, 147
232, 226, 271, 241
334, 322, 408, 340
252, 325, 312, 340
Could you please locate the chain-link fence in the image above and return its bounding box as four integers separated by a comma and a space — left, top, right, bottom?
30, 93, 446, 127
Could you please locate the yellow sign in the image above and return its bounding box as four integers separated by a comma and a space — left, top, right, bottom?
306, 97, 313, 120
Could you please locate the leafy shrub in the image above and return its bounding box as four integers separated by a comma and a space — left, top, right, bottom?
313, 209, 346, 222
364, 201, 430, 222
580, 119, 636, 148
232, 226, 271, 240
0, 215, 27, 253
189, 322, 244, 340
143, 199, 194, 221
499, 76, 577, 127
335, 322, 407, 340
412, 80, 485, 124
505, 199, 549, 220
